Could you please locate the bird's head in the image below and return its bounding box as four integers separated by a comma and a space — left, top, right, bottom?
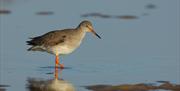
79, 20, 101, 39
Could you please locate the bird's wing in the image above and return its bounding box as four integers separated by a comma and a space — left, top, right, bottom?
27, 29, 73, 46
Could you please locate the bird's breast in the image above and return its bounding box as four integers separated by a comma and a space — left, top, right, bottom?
48, 44, 75, 55
47, 31, 86, 55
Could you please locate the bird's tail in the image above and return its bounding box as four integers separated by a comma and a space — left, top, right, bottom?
27, 46, 45, 51
27, 47, 33, 51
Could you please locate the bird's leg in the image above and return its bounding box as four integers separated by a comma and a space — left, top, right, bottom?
55, 55, 59, 67
54, 55, 59, 79
54, 64, 58, 79
55, 55, 64, 69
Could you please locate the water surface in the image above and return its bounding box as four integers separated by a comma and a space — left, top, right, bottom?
0, 0, 179, 91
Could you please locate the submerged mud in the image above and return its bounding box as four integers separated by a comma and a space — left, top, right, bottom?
86, 81, 180, 91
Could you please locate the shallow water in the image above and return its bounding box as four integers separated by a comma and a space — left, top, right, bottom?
0, 0, 179, 91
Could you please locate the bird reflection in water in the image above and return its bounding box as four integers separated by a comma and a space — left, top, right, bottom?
27, 67, 75, 91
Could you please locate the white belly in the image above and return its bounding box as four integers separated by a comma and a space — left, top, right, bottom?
45, 31, 85, 55
47, 45, 76, 55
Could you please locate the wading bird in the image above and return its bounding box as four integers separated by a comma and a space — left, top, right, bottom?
27, 20, 101, 69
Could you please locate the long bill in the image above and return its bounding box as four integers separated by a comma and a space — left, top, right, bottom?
91, 30, 101, 39
87, 26, 101, 39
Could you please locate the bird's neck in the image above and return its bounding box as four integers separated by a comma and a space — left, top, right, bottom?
75, 26, 86, 36
73, 26, 86, 46
76, 26, 87, 33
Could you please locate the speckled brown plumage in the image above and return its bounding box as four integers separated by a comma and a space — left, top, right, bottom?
27, 20, 101, 69
27, 20, 101, 55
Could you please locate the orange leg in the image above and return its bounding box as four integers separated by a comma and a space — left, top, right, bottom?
55, 55, 64, 69
54, 66, 64, 80
54, 65, 58, 79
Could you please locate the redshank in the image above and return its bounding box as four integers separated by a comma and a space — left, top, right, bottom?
27, 20, 101, 69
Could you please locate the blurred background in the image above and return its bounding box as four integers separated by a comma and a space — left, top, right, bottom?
0, 0, 179, 91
